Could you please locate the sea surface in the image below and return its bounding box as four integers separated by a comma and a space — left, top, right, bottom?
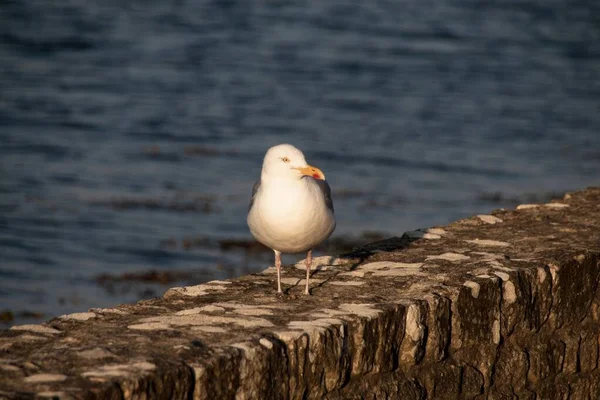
1, 0, 599, 326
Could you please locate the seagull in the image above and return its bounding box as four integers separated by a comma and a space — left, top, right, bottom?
247, 144, 336, 295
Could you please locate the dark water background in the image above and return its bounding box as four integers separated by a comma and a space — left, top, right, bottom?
1, 0, 599, 326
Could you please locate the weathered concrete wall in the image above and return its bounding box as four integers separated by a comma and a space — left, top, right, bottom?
1, 187, 599, 400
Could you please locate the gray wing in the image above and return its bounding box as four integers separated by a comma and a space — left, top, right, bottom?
313, 178, 334, 213
248, 179, 261, 212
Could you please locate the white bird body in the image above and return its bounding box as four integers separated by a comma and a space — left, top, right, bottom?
247, 144, 336, 294
248, 176, 335, 254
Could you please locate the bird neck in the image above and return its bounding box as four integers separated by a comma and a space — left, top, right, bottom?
261, 172, 303, 185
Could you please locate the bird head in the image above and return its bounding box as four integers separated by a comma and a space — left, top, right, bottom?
261, 144, 326, 181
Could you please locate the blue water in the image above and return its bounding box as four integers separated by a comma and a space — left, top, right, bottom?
1, 0, 599, 325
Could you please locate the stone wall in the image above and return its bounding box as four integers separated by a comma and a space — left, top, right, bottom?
1, 187, 599, 399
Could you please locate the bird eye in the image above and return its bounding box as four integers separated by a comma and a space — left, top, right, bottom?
281, 157, 290, 163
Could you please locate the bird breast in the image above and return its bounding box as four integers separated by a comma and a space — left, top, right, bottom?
248, 178, 335, 253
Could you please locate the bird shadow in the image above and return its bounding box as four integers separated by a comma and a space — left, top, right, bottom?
310, 234, 421, 292
339, 235, 419, 270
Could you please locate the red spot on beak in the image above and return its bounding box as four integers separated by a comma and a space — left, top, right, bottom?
312, 173, 320, 179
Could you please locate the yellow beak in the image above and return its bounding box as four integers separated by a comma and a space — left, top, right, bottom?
295, 164, 326, 180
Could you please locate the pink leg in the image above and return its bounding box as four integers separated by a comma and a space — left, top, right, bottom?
275, 250, 282, 293
304, 250, 312, 295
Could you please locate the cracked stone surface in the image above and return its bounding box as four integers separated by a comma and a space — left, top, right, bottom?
1, 188, 599, 399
